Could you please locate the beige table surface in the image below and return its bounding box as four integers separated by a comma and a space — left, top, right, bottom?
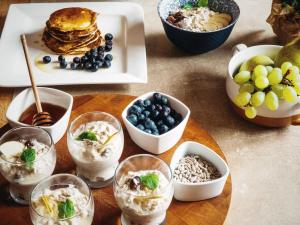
0, 0, 299, 225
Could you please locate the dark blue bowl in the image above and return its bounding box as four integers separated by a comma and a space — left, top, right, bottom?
158, 0, 240, 54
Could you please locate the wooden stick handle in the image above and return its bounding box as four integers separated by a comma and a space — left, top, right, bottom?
20, 34, 43, 113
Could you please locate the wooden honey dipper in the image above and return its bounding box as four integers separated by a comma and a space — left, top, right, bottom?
20, 34, 53, 126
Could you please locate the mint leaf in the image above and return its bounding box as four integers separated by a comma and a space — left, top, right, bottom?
182, 2, 194, 9
140, 173, 159, 190
197, 0, 208, 7
58, 199, 75, 219
76, 131, 97, 141
20, 147, 36, 169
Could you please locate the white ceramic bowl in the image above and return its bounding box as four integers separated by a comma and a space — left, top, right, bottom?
6, 87, 73, 143
122, 91, 190, 154
170, 141, 229, 201
226, 44, 300, 121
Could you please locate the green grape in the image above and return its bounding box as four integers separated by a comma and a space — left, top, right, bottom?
235, 92, 251, 107
293, 82, 300, 95
245, 106, 257, 119
255, 76, 269, 89
234, 71, 251, 84
271, 84, 285, 99
239, 83, 255, 93
267, 68, 283, 85
283, 86, 297, 103
266, 66, 273, 73
253, 65, 268, 78
265, 91, 279, 111
289, 66, 299, 74
281, 62, 293, 75
286, 71, 300, 82
250, 91, 265, 107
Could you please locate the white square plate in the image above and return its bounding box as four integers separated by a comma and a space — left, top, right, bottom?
0, 2, 147, 87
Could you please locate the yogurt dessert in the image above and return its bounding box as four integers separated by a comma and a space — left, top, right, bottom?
0, 127, 56, 204
30, 174, 94, 225
68, 112, 124, 188
114, 155, 173, 225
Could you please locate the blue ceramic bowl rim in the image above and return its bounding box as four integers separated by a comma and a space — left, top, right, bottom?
157, 0, 240, 34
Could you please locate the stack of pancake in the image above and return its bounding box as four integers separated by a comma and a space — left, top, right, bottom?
42, 7, 104, 55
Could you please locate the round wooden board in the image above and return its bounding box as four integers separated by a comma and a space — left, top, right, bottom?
0, 94, 231, 225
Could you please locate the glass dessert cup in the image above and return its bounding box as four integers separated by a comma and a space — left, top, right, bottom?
0, 126, 56, 205
30, 173, 94, 225
67, 111, 124, 188
113, 154, 174, 225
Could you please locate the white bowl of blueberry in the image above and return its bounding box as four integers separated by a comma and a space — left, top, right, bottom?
122, 92, 190, 154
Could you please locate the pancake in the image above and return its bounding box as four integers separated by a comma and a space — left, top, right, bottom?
47, 7, 97, 32
43, 29, 104, 54
42, 7, 103, 54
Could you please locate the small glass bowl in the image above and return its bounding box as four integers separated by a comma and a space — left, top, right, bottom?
0, 126, 56, 205
67, 111, 124, 188
29, 173, 94, 225
113, 154, 174, 225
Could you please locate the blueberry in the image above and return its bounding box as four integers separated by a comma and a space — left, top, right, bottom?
96, 60, 103, 68
143, 99, 152, 107
97, 52, 104, 59
84, 62, 92, 70
137, 124, 145, 131
58, 55, 65, 62
105, 33, 113, 41
144, 129, 152, 134
160, 111, 169, 119
138, 113, 146, 122
161, 96, 168, 105
134, 99, 144, 107
159, 124, 169, 134
127, 114, 138, 126
153, 93, 162, 102
81, 56, 88, 63
145, 119, 156, 130
151, 110, 160, 120
103, 60, 111, 68
90, 48, 98, 54
43, 56, 51, 64
152, 128, 160, 135
143, 110, 151, 118
106, 40, 113, 46
105, 44, 112, 52
164, 115, 175, 127
147, 104, 156, 111
77, 63, 84, 70
85, 52, 91, 58
97, 46, 105, 52
89, 57, 96, 64
70, 62, 77, 70
156, 120, 164, 127
91, 51, 98, 58
59, 61, 67, 69
162, 106, 171, 114
73, 57, 80, 64
129, 105, 142, 115
170, 108, 176, 116
174, 113, 183, 123
90, 63, 99, 72
155, 104, 163, 112
96, 55, 104, 62
104, 54, 113, 61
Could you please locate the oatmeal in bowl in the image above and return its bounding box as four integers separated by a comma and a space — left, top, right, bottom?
113, 154, 174, 225
67, 111, 124, 188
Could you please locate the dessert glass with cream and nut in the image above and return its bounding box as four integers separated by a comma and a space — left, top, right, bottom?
113, 154, 174, 225
67, 112, 124, 188
0, 127, 56, 204
30, 174, 94, 225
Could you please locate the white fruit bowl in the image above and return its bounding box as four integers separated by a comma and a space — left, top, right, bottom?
6, 87, 73, 143
122, 91, 190, 154
226, 44, 300, 127
170, 141, 229, 201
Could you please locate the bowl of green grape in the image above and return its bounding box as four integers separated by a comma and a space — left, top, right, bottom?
226, 44, 300, 127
